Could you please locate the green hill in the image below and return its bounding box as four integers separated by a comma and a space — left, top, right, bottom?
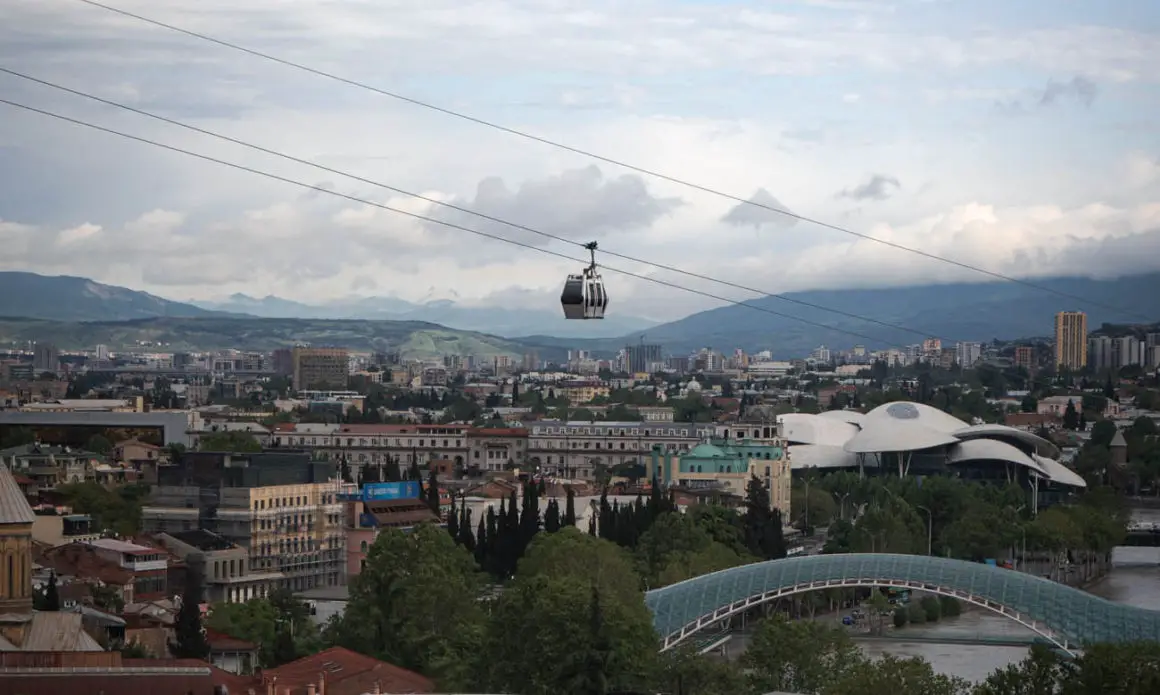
0, 316, 539, 360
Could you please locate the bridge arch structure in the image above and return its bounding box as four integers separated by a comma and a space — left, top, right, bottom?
644, 553, 1160, 654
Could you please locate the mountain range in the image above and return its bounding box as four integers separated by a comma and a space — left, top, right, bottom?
190, 292, 658, 339
1, 270, 1159, 359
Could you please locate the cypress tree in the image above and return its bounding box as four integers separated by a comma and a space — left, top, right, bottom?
363, 463, 381, 484
408, 456, 423, 481
170, 572, 210, 659
474, 515, 488, 569
384, 455, 402, 482
743, 474, 787, 560
564, 486, 577, 527
457, 507, 477, 553
587, 512, 597, 536
339, 455, 352, 484
597, 488, 612, 541
1063, 399, 1080, 430
485, 504, 499, 576
544, 499, 561, 533
511, 379, 520, 403
447, 494, 459, 540
44, 571, 60, 611
425, 469, 441, 517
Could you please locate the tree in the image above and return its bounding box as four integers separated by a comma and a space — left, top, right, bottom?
635, 512, 747, 588
743, 475, 786, 560
208, 591, 321, 668
1063, 399, 1079, 430
742, 613, 864, 694
479, 530, 658, 694
974, 644, 1069, 695
425, 469, 441, 517
339, 456, 352, 484
170, 572, 210, 660
544, 498, 562, 533
564, 486, 578, 528
407, 458, 423, 481
656, 647, 748, 695
44, 571, 60, 611
199, 431, 262, 452
826, 654, 970, 695
84, 434, 113, 455
330, 525, 485, 689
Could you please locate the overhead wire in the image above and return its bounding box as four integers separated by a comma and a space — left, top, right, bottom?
0, 95, 912, 348
0, 66, 945, 343
71, 0, 1152, 323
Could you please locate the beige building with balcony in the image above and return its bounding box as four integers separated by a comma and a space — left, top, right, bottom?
141, 452, 345, 594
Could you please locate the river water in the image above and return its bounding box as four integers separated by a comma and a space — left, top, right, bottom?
723, 545, 1160, 684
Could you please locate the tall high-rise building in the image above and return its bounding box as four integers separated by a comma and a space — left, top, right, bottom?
1014, 346, 1036, 371
625, 343, 662, 374
1054, 311, 1088, 370
292, 347, 349, 391
32, 342, 58, 373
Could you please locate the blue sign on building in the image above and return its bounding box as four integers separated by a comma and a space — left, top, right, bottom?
362, 481, 421, 501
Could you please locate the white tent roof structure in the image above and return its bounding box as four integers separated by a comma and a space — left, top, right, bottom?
779, 401, 1086, 489
779, 413, 859, 447
948, 438, 1048, 476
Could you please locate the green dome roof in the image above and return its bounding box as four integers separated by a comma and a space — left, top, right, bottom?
685, 443, 727, 458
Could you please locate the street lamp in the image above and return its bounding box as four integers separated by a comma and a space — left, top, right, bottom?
915, 504, 932, 556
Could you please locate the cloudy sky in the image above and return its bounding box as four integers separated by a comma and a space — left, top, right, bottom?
1, 0, 1159, 322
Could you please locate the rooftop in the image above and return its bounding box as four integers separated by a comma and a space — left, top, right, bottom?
0, 462, 35, 525
86, 538, 162, 556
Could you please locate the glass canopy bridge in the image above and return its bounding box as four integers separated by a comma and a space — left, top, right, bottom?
644, 553, 1160, 655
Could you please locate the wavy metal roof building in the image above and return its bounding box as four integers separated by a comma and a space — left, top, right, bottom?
780, 401, 1085, 489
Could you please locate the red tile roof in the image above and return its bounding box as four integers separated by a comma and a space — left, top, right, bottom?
39, 542, 133, 585
205, 627, 259, 652
260, 646, 435, 695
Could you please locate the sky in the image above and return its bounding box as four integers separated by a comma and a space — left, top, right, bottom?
1, 0, 1159, 323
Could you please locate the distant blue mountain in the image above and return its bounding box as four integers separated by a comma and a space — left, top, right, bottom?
192, 293, 659, 340
0, 272, 234, 321
516, 272, 1160, 358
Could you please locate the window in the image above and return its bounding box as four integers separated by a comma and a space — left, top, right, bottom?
360, 541, 368, 552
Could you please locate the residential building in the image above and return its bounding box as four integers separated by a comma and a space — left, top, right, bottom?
0, 443, 101, 491
625, 343, 663, 374
141, 451, 345, 593
955, 341, 982, 367
292, 346, 349, 391
155, 529, 280, 604
31, 513, 102, 547
340, 481, 435, 577
1014, 345, 1036, 371
271, 423, 470, 475
527, 420, 714, 481
551, 379, 610, 404
32, 343, 59, 373
1054, 311, 1088, 370
467, 427, 529, 472
648, 437, 792, 518
39, 538, 170, 604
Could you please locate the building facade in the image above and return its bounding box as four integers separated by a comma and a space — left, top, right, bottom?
292, 347, 350, 391
141, 452, 345, 593
1054, 311, 1088, 370
526, 420, 715, 481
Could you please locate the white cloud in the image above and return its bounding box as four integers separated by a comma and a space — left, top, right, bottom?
0, 0, 1158, 325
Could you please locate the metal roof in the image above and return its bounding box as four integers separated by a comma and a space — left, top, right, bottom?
0, 463, 35, 525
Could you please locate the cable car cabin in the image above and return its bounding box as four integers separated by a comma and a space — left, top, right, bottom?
560, 270, 607, 320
